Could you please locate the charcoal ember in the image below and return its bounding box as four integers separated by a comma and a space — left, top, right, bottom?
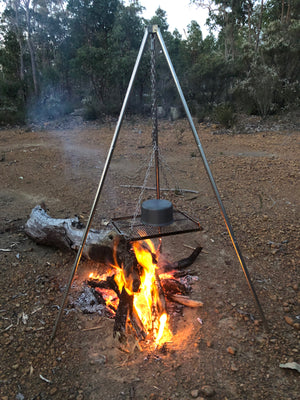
161, 278, 190, 296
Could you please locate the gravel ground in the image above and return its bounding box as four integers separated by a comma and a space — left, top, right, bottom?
0, 116, 299, 399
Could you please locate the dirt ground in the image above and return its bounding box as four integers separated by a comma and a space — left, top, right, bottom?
0, 115, 299, 400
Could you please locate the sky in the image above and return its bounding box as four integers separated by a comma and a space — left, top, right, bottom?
125, 0, 210, 38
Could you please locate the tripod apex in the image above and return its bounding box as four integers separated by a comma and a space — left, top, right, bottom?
148, 25, 159, 33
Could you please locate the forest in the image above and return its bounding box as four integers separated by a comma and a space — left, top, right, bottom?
0, 0, 299, 126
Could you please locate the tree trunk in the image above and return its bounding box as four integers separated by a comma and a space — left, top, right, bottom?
281, 0, 285, 23
247, 0, 253, 45
286, 0, 291, 24
12, 0, 25, 81
255, 0, 264, 52
23, 0, 39, 95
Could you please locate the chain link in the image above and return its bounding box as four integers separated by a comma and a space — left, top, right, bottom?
130, 147, 156, 231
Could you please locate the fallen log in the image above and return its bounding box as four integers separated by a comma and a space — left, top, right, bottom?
25, 206, 203, 270
24, 205, 116, 262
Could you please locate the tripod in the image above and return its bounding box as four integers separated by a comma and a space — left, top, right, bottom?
51, 25, 268, 341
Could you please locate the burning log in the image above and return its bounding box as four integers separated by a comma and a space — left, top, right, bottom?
113, 287, 133, 343
26, 206, 203, 345
115, 235, 141, 293
86, 240, 202, 345
154, 270, 167, 315
88, 275, 120, 296
88, 275, 147, 341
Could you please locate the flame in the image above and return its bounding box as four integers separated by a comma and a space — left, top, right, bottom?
89, 238, 172, 347
132, 239, 172, 346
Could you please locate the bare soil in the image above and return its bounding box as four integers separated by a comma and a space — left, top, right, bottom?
0, 116, 299, 400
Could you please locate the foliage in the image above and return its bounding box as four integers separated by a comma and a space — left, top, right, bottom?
0, 80, 26, 125
0, 0, 299, 125
212, 102, 236, 127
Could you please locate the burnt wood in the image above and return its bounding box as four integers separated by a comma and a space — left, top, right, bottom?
87, 275, 120, 297
113, 287, 133, 343
160, 278, 189, 297
160, 246, 202, 272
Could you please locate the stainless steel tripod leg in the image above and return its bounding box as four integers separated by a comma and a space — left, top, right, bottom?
156, 28, 268, 331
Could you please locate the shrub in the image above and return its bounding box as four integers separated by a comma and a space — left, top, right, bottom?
0, 79, 26, 125
234, 61, 279, 117
82, 104, 99, 121
0, 106, 25, 126
212, 103, 236, 128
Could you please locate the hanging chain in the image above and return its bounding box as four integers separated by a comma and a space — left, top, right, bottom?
130, 33, 160, 231
130, 29, 182, 231
130, 147, 156, 231
151, 34, 158, 151
150, 33, 161, 200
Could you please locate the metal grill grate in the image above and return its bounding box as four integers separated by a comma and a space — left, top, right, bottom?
111, 209, 202, 241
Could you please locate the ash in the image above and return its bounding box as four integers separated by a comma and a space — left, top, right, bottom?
179, 274, 199, 289
74, 286, 106, 315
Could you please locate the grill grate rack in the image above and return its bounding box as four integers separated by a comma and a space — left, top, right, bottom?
111, 209, 202, 241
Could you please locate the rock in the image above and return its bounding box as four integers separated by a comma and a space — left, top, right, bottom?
50, 387, 58, 396
227, 346, 236, 355
95, 355, 106, 365
231, 363, 238, 372
169, 107, 182, 121
190, 389, 199, 398
284, 316, 294, 326
255, 335, 265, 345
201, 385, 215, 397
157, 106, 166, 118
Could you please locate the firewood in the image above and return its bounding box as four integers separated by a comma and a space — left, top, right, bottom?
113, 291, 148, 342
154, 270, 167, 315
113, 287, 133, 343
176, 246, 202, 269
130, 306, 147, 341
159, 246, 202, 272
87, 275, 120, 297
115, 235, 141, 293
170, 294, 203, 307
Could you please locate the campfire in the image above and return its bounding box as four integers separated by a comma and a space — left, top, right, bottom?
85, 235, 202, 349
